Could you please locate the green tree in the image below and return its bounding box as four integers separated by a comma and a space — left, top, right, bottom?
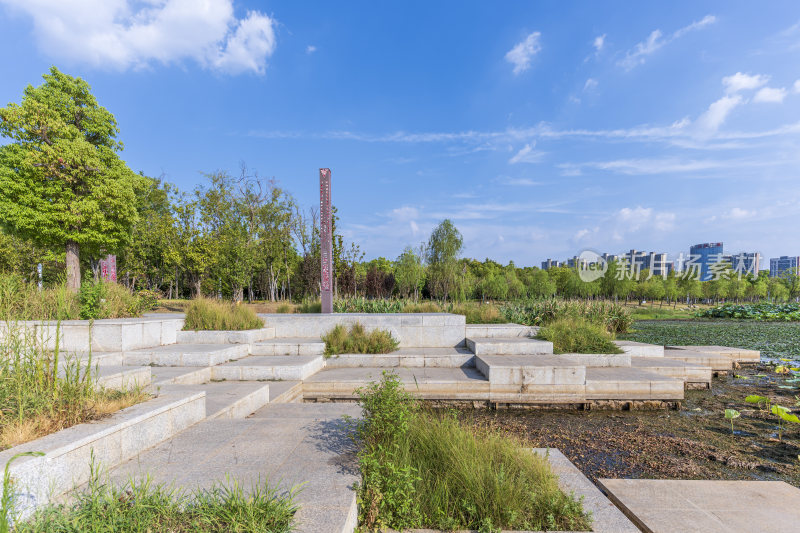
527, 268, 556, 298
0, 67, 140, 291
425, 219, 463, 302
394, 246, 426, 300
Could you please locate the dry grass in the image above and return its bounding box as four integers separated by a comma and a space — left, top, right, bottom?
0, 388, 149, 450
183, 298, 264, 331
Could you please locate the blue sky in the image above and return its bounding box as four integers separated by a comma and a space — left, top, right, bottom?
1, 1, 799, 268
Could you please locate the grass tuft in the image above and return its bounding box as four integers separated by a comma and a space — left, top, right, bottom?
322, 323, 399, 357
17, 476, 298, 532
537, 316, 623, 354
183, 298, 264, 331
354, 371, 590, 531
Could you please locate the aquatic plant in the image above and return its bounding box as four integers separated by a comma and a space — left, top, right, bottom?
724, 409, 740, 435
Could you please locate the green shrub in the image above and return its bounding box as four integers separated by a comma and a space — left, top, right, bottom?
354, 371, 590, 531
183, 298, 264, 331
275, 303, 292, 314
78, 282, 104, 319
537, 316, 623, 354
18, 476, 298, 532
322, 323, 399, 357
135, 289, 160, 313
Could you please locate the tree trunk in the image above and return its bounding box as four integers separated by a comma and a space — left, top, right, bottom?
66, 240, 81, 293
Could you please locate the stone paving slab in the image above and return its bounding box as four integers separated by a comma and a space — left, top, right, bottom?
267, 380, 303, 403
212, 354, 324, 380
104, 403, 361, 533
465, 323, 537, 338
597, 478, 800, 533
93, 365, 151, 390
176, 327, 275, 345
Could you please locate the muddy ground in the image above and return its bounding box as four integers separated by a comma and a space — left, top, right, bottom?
465, 365, 800, 487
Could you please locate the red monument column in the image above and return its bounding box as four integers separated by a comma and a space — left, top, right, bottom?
320, 168, 333, 313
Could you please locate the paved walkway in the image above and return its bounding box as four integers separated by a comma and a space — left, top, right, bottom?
105, 403, 361, 533
598, 478, 800, 533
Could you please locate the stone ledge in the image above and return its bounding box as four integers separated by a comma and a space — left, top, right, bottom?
0, 391, 205, 520
175, 327, 275, 345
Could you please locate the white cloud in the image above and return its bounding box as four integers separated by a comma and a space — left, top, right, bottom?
583, 78, 598, 91
593, 34, 606, 52
409, 220, 419, 235
722, 72, 769, 94
794, 80, 800, 93
727, 207, 756, 219
498, 177, 541, 186
753, 86, 787, 103
508, 143, 545, 164
696, 94, 743, 133
618, 15, 716, 70
505, 31, 541, 75
562, 157, 741, 176
0, 0, 276, 74
306, 45, 317, 54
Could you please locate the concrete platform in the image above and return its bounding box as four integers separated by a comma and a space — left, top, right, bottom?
632, 357, 712, 386
250, 338, 326, 356
556, 352, 631, 367
325, 347, 475, 368
123, 343, 250, 366
585, 367, 684, 400
158, 382, 270, 419
102, 403, 361, 533
615, 340, 664, 357
212, 355, 324, 380
598, 478, 800, 533
670, 345, 761, 364
466, 337, 554, 356
475, 354, 586, 385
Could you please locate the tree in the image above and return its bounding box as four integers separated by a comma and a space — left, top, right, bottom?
0, 67, 140, 291
425, 219, 463, 302
394, 246, 425, 300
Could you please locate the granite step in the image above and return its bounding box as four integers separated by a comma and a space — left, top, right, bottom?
669, 345, 760, 364
250, 338, 326, 356
585, 366, 684, 400
158, 381, 271, 419
465, 323, 538, 338
122, 343, 250, 367
175, 327, 275, 345
475, 354, 586, 385
94, 365, 151, 390
150, 366, 212, 386
267, 380, 303, 403
325, 347, 474, 368
631, 357, 712, 387
614, 340, 665, 357
663, 348, 734, 371
212, 355, 325, 381
466, 337, 554, 356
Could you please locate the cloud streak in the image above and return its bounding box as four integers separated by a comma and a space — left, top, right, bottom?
618, 15, 716, 70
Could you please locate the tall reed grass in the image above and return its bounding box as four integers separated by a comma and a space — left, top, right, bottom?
322, 323, 399, 357
501, 298, 633, 333
354, 371, 590, 531
0, 324, 148, 451
182, 298, 264, 331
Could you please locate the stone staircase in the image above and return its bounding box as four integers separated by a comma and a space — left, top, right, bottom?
80, 314, 760, 410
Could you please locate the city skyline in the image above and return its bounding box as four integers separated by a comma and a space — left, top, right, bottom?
1, 2, 799, 267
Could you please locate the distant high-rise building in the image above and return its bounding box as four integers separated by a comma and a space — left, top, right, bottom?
724, 252, 761, 278
770, 256, 800, 277
689, 242, 723, 281
541, 259, 561, 270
